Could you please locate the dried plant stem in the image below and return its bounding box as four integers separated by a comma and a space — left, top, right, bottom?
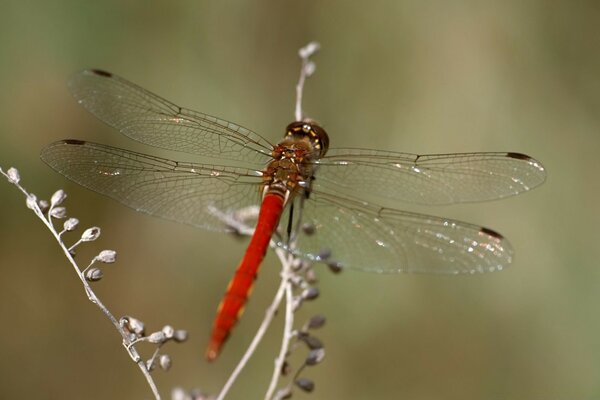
264, 251, 296, 400
0, 167, 161, 400
295, 41, 320, 121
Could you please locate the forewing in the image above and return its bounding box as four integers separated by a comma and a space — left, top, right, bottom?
41, 140, 264, 232
68, 69, 274, 166
278, 191, 513, 274
315, 149, 546, 205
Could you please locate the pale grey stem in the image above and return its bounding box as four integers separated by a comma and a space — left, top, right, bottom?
295, 41, 321, 122
0, 167, 161, 400
264, 251, 296, 400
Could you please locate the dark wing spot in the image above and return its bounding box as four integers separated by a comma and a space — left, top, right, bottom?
480, 227, 504, 240
506, 152, 532, 161
90, 69, 112, 77
63, 139, 86, 145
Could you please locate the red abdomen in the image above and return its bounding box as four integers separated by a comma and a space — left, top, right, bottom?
206, 192, 285, 361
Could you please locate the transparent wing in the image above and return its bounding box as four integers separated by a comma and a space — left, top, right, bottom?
315, 149, 546, 205
68, 69, 274, 166
278, 190, 513, 274
40, 140, 264, 232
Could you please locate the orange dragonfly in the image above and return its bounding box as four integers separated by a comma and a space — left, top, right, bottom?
41, 69, 546, 361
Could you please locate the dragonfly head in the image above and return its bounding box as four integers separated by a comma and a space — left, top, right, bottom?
285, 121, 329, 158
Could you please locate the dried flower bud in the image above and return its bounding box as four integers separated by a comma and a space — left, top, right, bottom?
171, 388, 188, 400
298, 41, 320, 59
173, 330, 188, 343
38, 199, 50, 213
302, 335, 323, 350
291, 258, 304, 271
85, 267, 103, 282
146, 359, 156, 371
304, 61, 316, 77
50, 189, 67, 207
81, 227, 101, 242
305, 268, 318, 284
96, 250, 116, 263
307, 315, 326, 330
159, 354, 172, 371
121, 316, 145, 336
281, 361, 291, 376
305, 348, 325, 366
148, 331, 166, 344
302, 287, 319, 301
301, 223, 316, 236
6, 167, 20, 184
327, 260, 343, 274
274, 386, 293, 400
63, 218, 79, 231
50, 206, 67, 219
26, 194, 37, 210
171, 388, 186, 400
295, 378, 315, 393
317, 248, 331, 260
162, 325, 174, 339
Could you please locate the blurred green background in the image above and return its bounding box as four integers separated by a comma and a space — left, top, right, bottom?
1, 1, 599, 399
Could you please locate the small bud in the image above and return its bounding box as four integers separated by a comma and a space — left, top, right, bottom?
302, 335, 323, 350
85, 267, 103, 282
173, 330, 188, 343
281, 360, 291, 376
146, 359, 156, 371
63, 218, 79, 231
38, 199, 50, 213
295, 378, 315, 393
6, 167, 20, 184
81, 227, 101, 242
317, 248, 331, 260
298, 41, 320, 59
304, 61, 316, 77
327, 260, 343, 274
50, 206, 66, 219
307, 315, 326, 330
305, 348, 325, 366
148, 331, 166, 344
159, 354, 172, 371
121, 316, 145, 336
305, 268, 318, 284
26, 194, 37, 210
171, 388, 187, 400
302, 287, 319, 301
274, 386, 293, 400
301, 223, 316, 236
96, 250, 117, 263
291, 258, 304, 271
50, 189, 67, 207
162, 325, 174, 339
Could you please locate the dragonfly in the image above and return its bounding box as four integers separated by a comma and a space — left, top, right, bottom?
41, 69, 546, 361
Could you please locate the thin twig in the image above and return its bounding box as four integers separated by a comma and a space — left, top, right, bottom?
0, 167, 161, 400
295, 42, 320, 121
264, 252, 296, 400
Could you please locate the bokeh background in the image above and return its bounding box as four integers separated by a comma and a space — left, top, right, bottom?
1, 1, 599, 399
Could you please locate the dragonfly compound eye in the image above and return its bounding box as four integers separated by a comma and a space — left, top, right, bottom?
285, 121, 329, 157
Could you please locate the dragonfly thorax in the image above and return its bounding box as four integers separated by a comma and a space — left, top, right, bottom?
262, 121, 328, 199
